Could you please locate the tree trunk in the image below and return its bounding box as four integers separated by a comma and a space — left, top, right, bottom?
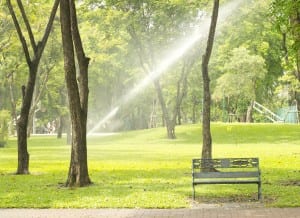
57, 115, 63, 138
60, 0, 91, 187
192, 101, 197, 124
149, 98, 157, 128
174, 60, 189, 125
153, 80, 176, 139
26, 102, 35, 137
201, 0, 219, 161
246, 101, 254, 123
27, 67, 51, 137
66, 118, 72, 145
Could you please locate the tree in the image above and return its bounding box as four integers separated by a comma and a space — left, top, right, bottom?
77, 2, 138, 132
213, 47, 267, 122
113, 0, 201, 139
209, 0, 283, 118
6, 0, 59, 174
270, 0, 300, 112
201, 0, 219, 161
60, 0, 91, 187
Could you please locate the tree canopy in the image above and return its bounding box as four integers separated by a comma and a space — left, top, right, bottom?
0, 0, 297, 140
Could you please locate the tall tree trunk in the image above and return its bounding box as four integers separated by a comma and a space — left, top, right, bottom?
60, 0, 91, 187
201, 0, 219, 160
6, 0, 59, 174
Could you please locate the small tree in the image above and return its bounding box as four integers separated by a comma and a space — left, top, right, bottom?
6, 0, 60, 174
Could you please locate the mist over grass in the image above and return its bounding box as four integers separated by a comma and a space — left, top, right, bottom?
0, 123, 299, 208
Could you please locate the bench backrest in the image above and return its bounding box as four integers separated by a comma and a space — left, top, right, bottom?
192, 158, 260, 179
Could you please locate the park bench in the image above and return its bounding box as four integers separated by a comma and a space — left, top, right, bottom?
192, 158, 262, 200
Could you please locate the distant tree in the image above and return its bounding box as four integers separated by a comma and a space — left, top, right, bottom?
115, 0, 201, 139
6, 0, 59, 174
60, 0, 91, 187
201, 0, 219, 161
213, 47, 267, 122
76, 2, 137, 132
210, 0, 283, 115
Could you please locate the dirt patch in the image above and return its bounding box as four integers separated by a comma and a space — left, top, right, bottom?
280, 180, 300, 186
190, 194, 276, 209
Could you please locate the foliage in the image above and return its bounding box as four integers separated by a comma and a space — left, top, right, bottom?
0, 123, 300, 208
270, 0, 300, 105
0, 0, 292, 132
211, 0, 283, 109
87, 0, 204, 134
213, 47, 267, 117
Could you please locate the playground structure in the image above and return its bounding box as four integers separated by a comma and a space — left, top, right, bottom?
253, 101, 299, 123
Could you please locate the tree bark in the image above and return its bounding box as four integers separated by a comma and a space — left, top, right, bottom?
6, 0, 59, 174
60, 0, 91, 187
201, 0, 219, 161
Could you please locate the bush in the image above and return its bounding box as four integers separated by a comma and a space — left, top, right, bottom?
0, 110, 10, 147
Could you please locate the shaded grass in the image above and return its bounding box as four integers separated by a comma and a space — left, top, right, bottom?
0, 123, 299, 208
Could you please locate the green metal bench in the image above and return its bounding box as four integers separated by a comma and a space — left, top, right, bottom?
192, 158, 262, 200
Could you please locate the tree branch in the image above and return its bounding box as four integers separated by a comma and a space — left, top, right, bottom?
37, 0, 60, 59
69, 0, 88, 65
127, 24, 150, 74
16, 0, 37, 51
6, 0, 31, 66
202, 0, 219, 66
69, 0, 90, 110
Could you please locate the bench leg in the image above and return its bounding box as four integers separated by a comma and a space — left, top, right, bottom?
192, 184, 195, 200
258, 182, 262, 201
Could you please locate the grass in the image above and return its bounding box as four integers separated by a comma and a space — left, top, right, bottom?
0, 123, 299, 208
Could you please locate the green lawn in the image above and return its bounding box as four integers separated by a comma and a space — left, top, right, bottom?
0, 123, 299, 208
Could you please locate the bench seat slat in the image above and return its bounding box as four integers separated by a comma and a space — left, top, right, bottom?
193, 171, 260, 179
193, 180, 260, 184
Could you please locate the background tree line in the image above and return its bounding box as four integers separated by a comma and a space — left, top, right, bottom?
0, 0, 299, 139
